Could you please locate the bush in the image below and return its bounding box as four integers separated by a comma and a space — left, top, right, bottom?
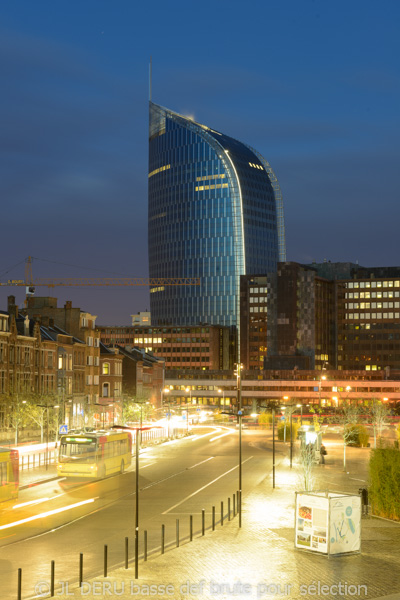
369, 446, 400, 520
277, 421, 300, 441
258, 412, 272, 429
345, 424, 370, 447
396, 422, 400, 443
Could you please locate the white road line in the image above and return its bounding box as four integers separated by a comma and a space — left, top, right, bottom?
209, 431, 234, 442
162, 456, 253, 514
187, 457, 214, 469
349, 477, 367, 482
191, 428, 221, 441
140, 462, 156, 469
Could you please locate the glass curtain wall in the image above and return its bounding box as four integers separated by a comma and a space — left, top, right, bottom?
148, 102, 285, 328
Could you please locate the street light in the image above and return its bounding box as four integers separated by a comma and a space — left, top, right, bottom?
296, 403, 303, 425
185, 388, 192, 433
234, 362, 243, 528
14, 397, 26, 446
162, 387, 171, 439
319, 375, 327, 406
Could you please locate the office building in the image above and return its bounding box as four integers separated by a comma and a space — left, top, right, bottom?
148, 101, 286, 328
99, 324, 236, 371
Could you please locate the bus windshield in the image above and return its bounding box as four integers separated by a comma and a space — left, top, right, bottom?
59, 439, 98, 464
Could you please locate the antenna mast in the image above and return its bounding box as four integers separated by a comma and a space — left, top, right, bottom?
149, 56, 152, 101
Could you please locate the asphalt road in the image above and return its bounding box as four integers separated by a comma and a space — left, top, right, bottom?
0, 426, 285, 599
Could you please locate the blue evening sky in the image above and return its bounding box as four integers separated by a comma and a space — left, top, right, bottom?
1, 0, 399, 324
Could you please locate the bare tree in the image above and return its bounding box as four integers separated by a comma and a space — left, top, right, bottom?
334, 401, 362, 471
297, 442, 316, 492
367, 399, 391, 448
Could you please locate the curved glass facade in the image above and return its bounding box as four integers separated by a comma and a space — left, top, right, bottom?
148, 102, 286, 327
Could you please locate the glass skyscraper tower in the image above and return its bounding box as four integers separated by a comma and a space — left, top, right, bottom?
148, 101, 286, 327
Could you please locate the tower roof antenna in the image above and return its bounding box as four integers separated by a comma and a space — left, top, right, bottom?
149, 56, 152, 101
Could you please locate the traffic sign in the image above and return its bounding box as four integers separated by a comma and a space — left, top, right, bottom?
59, 424, 68, 434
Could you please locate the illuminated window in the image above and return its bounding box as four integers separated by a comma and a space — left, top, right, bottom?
148, 164, 171, 178
195, 183, 229, 191
102, 363, 110, 375
196, 174, 226, 182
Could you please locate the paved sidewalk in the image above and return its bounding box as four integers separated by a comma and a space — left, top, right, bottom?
20, 464, 58, 488
32, 458, 400, 600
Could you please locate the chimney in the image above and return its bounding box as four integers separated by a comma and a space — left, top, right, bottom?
7, 295, 18, 319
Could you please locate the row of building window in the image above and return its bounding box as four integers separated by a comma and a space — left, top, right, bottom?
346, 302, 400, 309
345, 291, 399, 299
346, 281, 400, 288
345, 313, 400, 320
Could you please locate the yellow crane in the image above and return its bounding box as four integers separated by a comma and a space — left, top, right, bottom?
0, 257, 200, 294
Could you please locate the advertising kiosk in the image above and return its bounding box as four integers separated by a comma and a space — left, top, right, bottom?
295, 491, 361, 556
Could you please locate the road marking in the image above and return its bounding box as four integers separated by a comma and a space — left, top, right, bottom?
349, 477, 367, 482
191, 428, 221, 441
141, 458, 215, 491
140, 462, 156, 469
209, 431, 234, 442
162, 456, 254, 514
187, 457, 214, 469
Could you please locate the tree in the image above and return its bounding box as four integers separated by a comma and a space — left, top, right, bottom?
27, 396, 56, 443
367, 399, 391, 448
9, 395, 31, 445
334, 401, 362, 471
297, 442, 315, 492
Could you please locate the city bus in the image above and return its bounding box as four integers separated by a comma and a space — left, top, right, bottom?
57, 430, 132, 479
0, 447, 19, 501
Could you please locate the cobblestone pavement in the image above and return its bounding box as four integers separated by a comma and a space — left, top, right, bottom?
37, 458, 400, 600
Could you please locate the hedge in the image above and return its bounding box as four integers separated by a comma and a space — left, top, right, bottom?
277, 421, 300, 441
369, 446, 400, 521
345, 424, 370, 447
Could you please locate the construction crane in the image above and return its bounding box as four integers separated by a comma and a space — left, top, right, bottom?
0, 257, 200, 295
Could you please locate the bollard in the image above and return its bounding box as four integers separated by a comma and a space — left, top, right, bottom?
190, 515, 193, 541
144, 530, 148, 561
125, 537, 129, 570
176, 519, 180, 547
228, 497, 231, 521
51, 560, 55, 597
161, 524, 165, 554
233, 493, 236, 516
221, 501, 224, 526
104, 545, 108, 577
17, 568, 22, 600
202, 509, 205, 536
79, 554, 83, 587
212, 506, 215, 531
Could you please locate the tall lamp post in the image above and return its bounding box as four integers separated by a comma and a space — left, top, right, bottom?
319, 375, 327, 407
185, 387, 192, 433
234, 363, 243, 528
14, 396, 26, 446
112, 423, 158, 580
162, 387, 171, 438
296, 403, 303, 425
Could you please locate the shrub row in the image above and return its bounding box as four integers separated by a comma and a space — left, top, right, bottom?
369, 446, 400, 521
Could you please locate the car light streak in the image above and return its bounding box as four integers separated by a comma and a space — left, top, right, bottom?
0, 498, 97, 530
209, 430, 234, 442
13, 498, 51, 509
191, 428, 221, 441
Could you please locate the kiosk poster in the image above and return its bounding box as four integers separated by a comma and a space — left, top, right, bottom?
329, 496, 361, 554
295, 494, 329, 553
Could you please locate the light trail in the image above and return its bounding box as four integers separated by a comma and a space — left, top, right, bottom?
0, 498, 97, 530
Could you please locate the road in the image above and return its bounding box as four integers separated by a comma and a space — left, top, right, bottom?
0, 426, 286, 599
